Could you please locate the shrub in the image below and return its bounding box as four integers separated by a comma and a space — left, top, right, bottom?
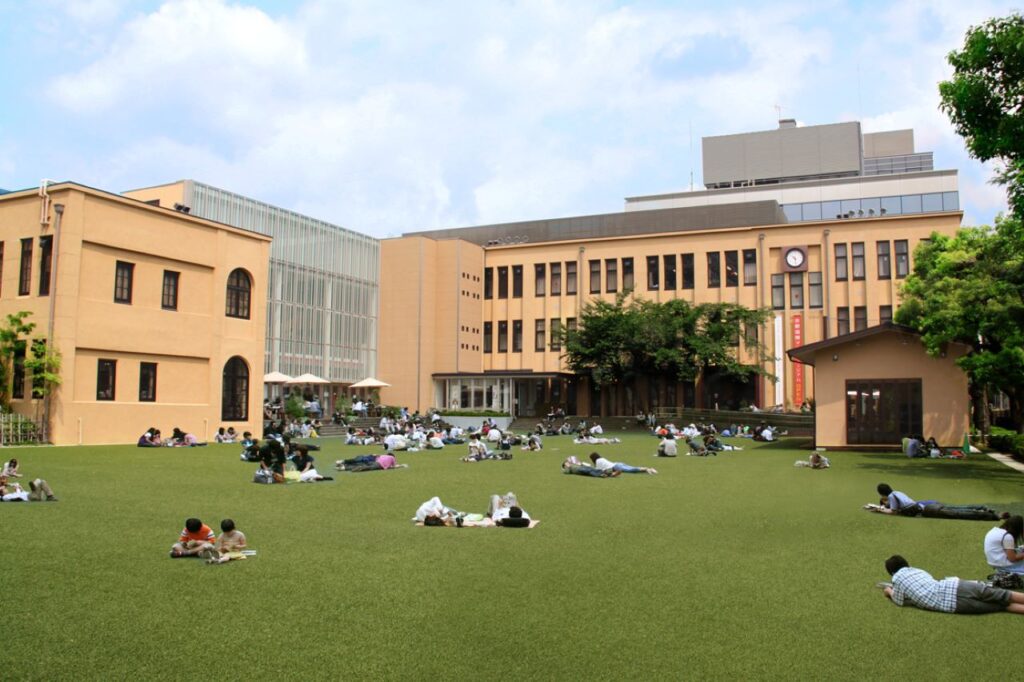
989, 427, 1024, 461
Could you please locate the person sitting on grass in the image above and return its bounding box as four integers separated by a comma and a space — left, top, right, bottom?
425, 431, 445, 450
561, 456, 619, 478
257, 440, 287, 483
336, 452, 407, 472
881, 554, 1024, 615
214, 427, 232, 443
589, 452, 656, 475
2, 458, 22, 478
137, 428, 161, 447
208, 518, 248, 565
289, 447, 332, 482
170, 518, 217, 559
657, 433, 678, 457
521, 434, 543, 451
686, 436, 711, 456
984, 515, 1024, 576
867, 483, 1004, 520
463, 433, 510, 461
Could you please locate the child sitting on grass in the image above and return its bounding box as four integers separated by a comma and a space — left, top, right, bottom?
170, 518, 217, 559
208, 519, 248, 564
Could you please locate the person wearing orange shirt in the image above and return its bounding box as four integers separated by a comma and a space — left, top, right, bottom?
170, 517, 217, 559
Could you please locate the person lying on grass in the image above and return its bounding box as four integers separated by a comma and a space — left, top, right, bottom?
487, 492, 532, 527
589, 453, 656, 475
0, 475, 58, 501
335, 452, 408, 472
207, 518, 248, 565
866, 483, 1005, 520
881, 554, 1024, 615
415, 496, 464, 526
288, 447, 333, 482
794, 452, 830, 469
573, 434, 621, 445
561, 456, 619, 477
170, 518, 217, 559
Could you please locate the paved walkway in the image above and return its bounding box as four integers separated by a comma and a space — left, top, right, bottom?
987, 451, 1024, 474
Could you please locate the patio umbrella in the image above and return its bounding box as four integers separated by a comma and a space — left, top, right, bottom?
263, 371, 292, 383
349, 377, 390, 388
286, 373, 330, 385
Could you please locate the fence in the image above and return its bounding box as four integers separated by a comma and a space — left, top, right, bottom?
0, 413, 45, 445
654, 407, 815, 437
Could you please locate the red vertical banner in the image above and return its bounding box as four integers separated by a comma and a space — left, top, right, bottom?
792, 314, 804, 407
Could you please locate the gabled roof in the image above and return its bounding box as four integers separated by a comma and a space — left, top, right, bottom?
787, 322, 929, 366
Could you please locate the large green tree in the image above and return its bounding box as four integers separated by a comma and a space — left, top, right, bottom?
896, 216, 1024, 431
939, 12, 1024, 217
562, 293, 774, 394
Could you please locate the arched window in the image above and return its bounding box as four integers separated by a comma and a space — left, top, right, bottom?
225, 268, 252, 319
222, 356, 249, 421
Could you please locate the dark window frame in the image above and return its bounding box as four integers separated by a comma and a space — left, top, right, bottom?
162, 270, 180, 311
724, 250, 738, 287
854, 305, 868, 331
808, 272, 823, 309
880, 305, 893, 324
484, 267, 493, 299
771, 274, 785, 310
837, 307, 850, 336
789, 272, 804, 309
565, 262, 577, 295
97, 358, 116, 401
534, 263, 546, 297
622, 258, 634, 291
876, 241, 891, 280
605, 259, 617, 293
18, 238, 33, 296
512, 265, 523, 298
221, 356, 249, 421
497, 321, 508, 353
497, 266, 509, 299
895, 240, 909, 278
483, 322, 493, 353
114, 261, 134, 304
512, 320, 523, 353
549, 263, 561, 296
835, 244, 848, 282
225, 268, 251, 319
663, 254, 677, 290
589, 260, 601, 294
742, 249, 757, 286
646, 256, 660, 290
707, 252, 721, 288
851, 242, 866, 281
535, 319, 546, 352
139, 362, 157, 402
681, 253, 694, 290
550, 318, 562, 351
38, 236, 53, 297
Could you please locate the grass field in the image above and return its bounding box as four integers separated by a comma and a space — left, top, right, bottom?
3, 432, 1023, 680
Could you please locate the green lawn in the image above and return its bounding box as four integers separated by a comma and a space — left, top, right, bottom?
3, 432, 1022, 680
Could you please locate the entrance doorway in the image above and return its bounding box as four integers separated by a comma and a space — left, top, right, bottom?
846, 379, 922, 444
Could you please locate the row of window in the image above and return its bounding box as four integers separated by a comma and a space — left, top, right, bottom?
836, 305, 894, 336
96, 356, 251, 421
9, 339, 47, 400
482, 318, 578, 354
113, 261, 252, 319
834, 240, 909, 281
781, 191, 959, 222
2, 237, 55, 298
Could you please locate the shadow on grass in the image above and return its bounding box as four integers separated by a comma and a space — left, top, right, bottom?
853, 453, 1024, 485
750, 437, 815, 451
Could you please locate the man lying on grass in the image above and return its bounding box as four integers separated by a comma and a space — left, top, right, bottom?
414, 493, 532, 527
336, 452, 408, 472
881, 554, 1024, 615
561, 457, 619, 477
865, 483, 1005, 520
589, 453, 656, 475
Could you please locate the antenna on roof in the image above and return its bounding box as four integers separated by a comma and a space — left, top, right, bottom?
689, 119, 693, 191
39, 179, 56, 227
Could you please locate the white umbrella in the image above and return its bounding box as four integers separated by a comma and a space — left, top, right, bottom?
286, 373, 330, 385
263, 371, 292, 383
350, 377, 391, 388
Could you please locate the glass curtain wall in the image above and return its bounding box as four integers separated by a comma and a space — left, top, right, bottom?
186, 182, 379, 384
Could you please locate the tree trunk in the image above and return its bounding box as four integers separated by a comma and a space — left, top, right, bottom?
970, 382, 990, 442
1009, 388, 1024, 434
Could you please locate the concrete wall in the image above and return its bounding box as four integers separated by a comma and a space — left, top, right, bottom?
0, 184, 270, 445
808, 331, 969, 447
863, 130, 914, 158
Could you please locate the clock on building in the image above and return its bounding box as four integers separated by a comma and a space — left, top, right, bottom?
783, 246, 808, 271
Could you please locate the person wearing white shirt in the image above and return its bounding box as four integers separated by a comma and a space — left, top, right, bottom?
657, 434, 678, 457
486, 427, 502, 443
984, 516, 1024, 575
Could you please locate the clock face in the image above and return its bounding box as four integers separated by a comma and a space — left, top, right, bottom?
785, 248, 805, 268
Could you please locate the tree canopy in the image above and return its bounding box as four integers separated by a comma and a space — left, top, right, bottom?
562, 293, 774, 389
896, 215, 1024, 430
939, 12, 1024, 217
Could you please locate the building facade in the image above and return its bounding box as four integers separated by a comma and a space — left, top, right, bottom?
379, 121, 964, 417
0, 182, 269, 444
124, 181, 379, 387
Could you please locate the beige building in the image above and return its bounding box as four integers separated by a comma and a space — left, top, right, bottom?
0, 182, 270, 445
788, 324, 970, 447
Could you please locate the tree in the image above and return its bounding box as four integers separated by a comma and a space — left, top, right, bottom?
896, 216, 1024, 432
939, 13, 1024, 217
562, 293, 774, 399
0, 311, 37, 409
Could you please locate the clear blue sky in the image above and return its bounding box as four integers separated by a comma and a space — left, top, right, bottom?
0, 0, 1016, 236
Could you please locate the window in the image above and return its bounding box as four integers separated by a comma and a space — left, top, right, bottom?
589, 260, 601, 294
10, 341, 26, 400
707, 252, 721, 288
771, 274, 785, 310
663, 255, 676, 290
808, 272, 823, 309
565, 262, 577, 295
837, 308, 850, 336
498, 321, 508, 352
725, 251, 738, 287
622, 258, 634, 291
162, 270, 180, 310
0, 242, 5, 297
681, 253, 694, 289
743, 322, 758, 348
534, 264, 546, 297
743, 249, 757, 285
880, 305, 893, 324
483, 322, 493, 353
605, 259, 617, 293
535, 319, 546, 352
550, 318, 562, 351
835, 244, 848, 281
18, 238, 32, 296
484, 267, 493, 299
854, 306, 868, 331
646, 256, 659, 290
846, 379, 922, 445
114, 261, 134, 304
789, 272, 804, 308
512, 320, 522, 352
549, 263, 561, 296
139, 362, 157, 402
497, 266, 508, 298
566, 318, 577, 334
225, 268, 251, 318
97, 358, 116, 401
221, 356, 249, 421
38, 236, 53, 296
512, 265, 523, 298
876, 241, 891, 279
851, 242, 865, 280
895, 240, 909, 278
30, 339, 46, 398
